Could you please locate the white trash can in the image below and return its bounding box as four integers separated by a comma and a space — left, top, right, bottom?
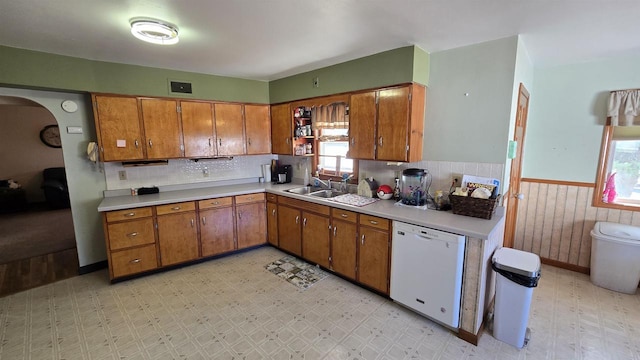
590, 222, 640, 294
492, 247, 541, 348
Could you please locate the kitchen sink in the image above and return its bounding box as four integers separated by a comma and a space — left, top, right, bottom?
309, 189, 347, 198
285, 186, 323, 195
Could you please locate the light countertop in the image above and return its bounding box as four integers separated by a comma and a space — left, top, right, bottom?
97, 182, 504, 240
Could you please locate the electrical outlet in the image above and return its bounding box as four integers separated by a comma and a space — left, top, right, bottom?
118, 170, 127, 180
203, 167, 209, 177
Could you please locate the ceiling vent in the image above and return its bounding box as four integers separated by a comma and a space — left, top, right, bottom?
169, 80, 193, 95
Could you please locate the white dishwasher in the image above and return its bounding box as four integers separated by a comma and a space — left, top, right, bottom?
390, 221, 465, 328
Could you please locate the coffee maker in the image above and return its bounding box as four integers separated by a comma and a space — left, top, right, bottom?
274, 165, 292, 184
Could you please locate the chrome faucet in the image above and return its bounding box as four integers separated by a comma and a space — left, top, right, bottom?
312, 177, 332, 189
340, 174, 354, 192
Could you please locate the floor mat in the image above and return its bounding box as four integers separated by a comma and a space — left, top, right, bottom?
265, 255, 329, 290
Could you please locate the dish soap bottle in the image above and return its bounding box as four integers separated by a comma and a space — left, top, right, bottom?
393, 177, 401, 200
303, 163, 310, 186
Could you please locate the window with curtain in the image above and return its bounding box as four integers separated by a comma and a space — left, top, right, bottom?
595, 89, 640, 209
311, 102, 356, 178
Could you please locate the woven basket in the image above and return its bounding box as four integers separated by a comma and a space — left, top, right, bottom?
449, 194, 499, 219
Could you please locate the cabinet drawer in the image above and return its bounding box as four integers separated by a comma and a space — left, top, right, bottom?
198, 197, 233, 210
235, 193, 265, 205
278, 196, 330, 216
110, 244, 158, 278
105, 207, 152, 222
331, 208, 358, 223
156, 201, 196, 215
107, 218, 155, 251
266, 193, 278, 203
359, 214, 389, 231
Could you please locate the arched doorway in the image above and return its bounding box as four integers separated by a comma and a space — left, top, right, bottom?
0, 96, 78, 296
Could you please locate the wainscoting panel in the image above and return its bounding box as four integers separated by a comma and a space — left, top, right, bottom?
514, 180, 640, 270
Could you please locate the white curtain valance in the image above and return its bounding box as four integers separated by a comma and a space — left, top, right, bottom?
608, 89, 640, 126
311, 102, 348, 130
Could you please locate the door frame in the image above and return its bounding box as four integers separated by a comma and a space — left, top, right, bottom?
503, 83, 530, 248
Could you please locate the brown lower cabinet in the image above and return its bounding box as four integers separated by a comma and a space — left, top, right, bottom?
156, 202, 199, 266
237, 200, 267, 249
266, 201, 278, 246
199, 197, 235, 257
277, 205, 303, 255
301, 211, 331, 268
357, 224, 390, 294
330, 208, 358, 280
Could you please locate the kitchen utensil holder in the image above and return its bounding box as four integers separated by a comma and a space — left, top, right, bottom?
449, 194, 499, 219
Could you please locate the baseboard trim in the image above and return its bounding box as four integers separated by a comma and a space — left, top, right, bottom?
458, 328, 480, 346
540, 257, 589, 274
79, 260, 108, 275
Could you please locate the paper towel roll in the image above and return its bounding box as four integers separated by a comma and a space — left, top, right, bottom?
262, 164, 271, 182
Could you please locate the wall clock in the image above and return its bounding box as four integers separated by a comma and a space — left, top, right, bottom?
40, 125, 62, 148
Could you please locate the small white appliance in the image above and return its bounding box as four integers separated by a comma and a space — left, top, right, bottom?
390, 221, 465, 328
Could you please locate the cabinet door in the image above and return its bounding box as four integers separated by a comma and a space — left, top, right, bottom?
331, 219, 357, 280
93, 95, 144, 161
107, 218, 155, 251
141, 98, 184, 159
270, 103, 293, 155
358, 226, 390, 294
200, 207, 235, 257
157, 211, 199, 266
237, 202, 267, 249
348, 91, 376, 160
214, 103, 245, 156
277, 205, 301, 255
181, 101, 215, 157
301, 211, 330, 268
245, 105, 271, 154
376, 86, 411, 161
267, 202, 278, 246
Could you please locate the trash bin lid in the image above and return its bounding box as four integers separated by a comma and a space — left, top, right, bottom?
492, 247, 540, 277
593, 222, 640, 243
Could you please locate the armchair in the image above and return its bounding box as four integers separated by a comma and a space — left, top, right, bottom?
42, 167, 70, 209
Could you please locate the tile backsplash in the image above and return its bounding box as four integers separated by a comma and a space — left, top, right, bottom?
104, 155, 275, 190
104, 154, 503, 197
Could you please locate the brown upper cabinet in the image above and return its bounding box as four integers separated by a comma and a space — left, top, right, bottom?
349, 83, 426, 162
270, 103, 292, 155
92, 95, 145, 161
93, 93, 271, 161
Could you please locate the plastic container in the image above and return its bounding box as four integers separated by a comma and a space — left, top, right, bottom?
590, 222, 640, 294
492, 247, 541, 348
400, 168, 428, 206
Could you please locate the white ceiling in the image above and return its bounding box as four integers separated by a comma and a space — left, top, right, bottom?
1, 0, 640, 82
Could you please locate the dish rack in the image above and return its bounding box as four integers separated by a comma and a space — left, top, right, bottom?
449, 194, 499, 219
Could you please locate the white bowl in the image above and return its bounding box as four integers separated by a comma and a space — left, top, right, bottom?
378, 192, 393, 200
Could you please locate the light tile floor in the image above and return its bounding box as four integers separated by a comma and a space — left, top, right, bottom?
1, 246, 639, 359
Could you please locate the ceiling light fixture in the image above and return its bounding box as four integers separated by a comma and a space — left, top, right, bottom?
130, 17, 179, 45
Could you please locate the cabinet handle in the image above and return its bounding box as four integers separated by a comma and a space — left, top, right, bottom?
361, 234, 365, 245
295, 215, 299, 224
378, 136, 383, 147
369, 220, 378, 225
209, 138, 212, 147
351, 138, 355, 145
303, 217, 307, 227
272, 209, 276, 216
201, 217, 206, 225
247, 196, 253, 200
171, 206, 181, 211
124, 212, 135, 217
134, 139, 139, 148
248, 138, 252, 146
333, 226, 337, 237
219, 138, 222, 146
238, 211, 243, 220
130, 259, 141, 264
148, 139, 153, 148
191, 219, 195, 227
340, 213, 348, 218
286, 138, 290, 144
126, 232, 138, 237
212, 201, 219, 205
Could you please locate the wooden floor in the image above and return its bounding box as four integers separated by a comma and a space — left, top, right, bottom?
0, 247, 79, 297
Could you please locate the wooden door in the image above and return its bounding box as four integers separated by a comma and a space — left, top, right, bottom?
376, 86, 411, 161
181, 101, 215, 157
200, 207, 235, 256
407, 83, 426, 162
358, 226, 390, 294
270, 103, 293, 155
301, 211, 330, 268
331, 219, 357, 280
236, 202, 267, 249
267, 202, 278, 246
277, 205, 301, 255
504, 83, 530, 248
348, 91, 376, 160
245, 105, 271, 154
157, 211, 199, 266
214, 103, 245, 156
93, 95, 145, 161
141, 98, 183, 159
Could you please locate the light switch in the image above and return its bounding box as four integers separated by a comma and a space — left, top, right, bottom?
66, 126, 83, 134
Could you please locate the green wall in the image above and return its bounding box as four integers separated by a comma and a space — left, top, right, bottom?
526, 54, 640, 182
269, 45, 429, 103
0, 46, 269, 103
